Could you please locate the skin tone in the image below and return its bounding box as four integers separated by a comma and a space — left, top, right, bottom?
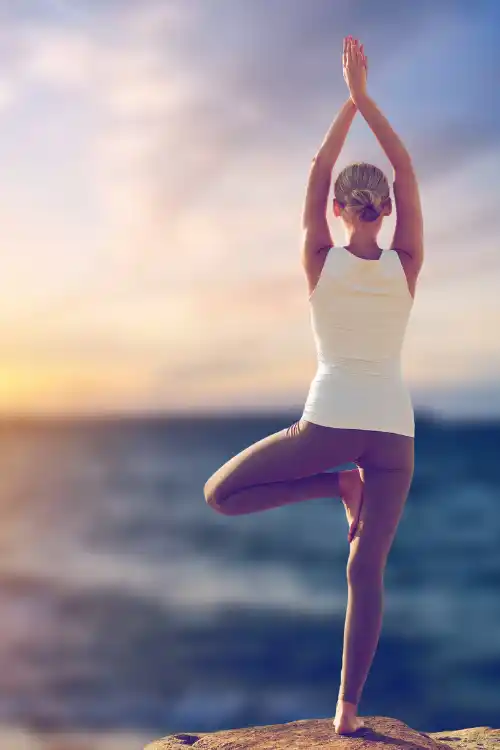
301, 37, 393, 304
303, 35, 420, 732
332, 36, 371, 739
335, 36, 391, 254
303, 34, 420, 294
332, 37, 391, 254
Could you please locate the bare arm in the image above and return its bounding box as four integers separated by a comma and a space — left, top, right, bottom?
351, 92, 412, 170
300, 98, 357, 264
343, 37, 423, 268
354, 92, 424, 268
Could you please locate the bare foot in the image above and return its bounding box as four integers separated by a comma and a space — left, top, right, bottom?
339, 469, 364, 543
333, 700, 365, 735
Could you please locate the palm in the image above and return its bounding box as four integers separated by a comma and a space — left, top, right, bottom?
343, 37, 368, 98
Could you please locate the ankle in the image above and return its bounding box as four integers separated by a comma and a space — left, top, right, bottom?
337, 698, 358, 712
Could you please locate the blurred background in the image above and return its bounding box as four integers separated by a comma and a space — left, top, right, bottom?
0, 0, 499, 747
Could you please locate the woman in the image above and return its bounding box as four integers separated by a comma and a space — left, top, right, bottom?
204, 36, 423, 736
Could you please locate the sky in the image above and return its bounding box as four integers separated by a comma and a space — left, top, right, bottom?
0, 0, 499, 418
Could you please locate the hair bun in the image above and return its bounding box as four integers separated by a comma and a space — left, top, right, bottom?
333, 161, 390, 223
351, 188, 380, 207
360, 204, 380, 222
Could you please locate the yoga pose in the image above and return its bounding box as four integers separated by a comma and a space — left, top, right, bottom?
204, 36, 423, 736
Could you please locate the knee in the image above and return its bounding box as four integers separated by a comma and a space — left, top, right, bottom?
346, 551, 386, 588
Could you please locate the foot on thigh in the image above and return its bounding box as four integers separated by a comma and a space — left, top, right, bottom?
338, 469, 364, 543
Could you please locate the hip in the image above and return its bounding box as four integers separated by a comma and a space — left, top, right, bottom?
303, 369, 414, 437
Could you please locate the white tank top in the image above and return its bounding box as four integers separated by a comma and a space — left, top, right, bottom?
302, 246, 415, 437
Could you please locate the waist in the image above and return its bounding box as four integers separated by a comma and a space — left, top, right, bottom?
317, 356, 402, 378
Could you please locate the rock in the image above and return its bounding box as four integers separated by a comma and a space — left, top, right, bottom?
144, 716, 500, 749
429, 726, 500, 750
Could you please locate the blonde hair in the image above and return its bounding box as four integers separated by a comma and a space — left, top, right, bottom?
334, 162, 390, 223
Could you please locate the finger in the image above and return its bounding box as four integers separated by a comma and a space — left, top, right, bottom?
361, 46, 367, 69
359, 42, 367, 69
352, 39, 360, 62
347, 37, 354, 63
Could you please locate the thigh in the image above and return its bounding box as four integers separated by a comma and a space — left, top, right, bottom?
351, 433, 414, 567
204, 418, 365, 503
357, 430, 414, 474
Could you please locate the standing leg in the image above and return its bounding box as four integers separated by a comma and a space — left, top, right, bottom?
204, 418, 365, 516
334, 431, 414, 735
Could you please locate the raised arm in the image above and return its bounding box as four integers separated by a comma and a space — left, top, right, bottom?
301, 98, 357, 267
355, 93, 423, 269
345, 38, 424, 270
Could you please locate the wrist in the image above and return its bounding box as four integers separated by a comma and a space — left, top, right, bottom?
350, 90, 369, 108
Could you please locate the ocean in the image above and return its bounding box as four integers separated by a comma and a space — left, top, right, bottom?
0, 411, 498, 748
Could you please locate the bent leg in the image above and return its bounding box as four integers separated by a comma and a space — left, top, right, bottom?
204, 419, 365, 515
338, 432, 414, 706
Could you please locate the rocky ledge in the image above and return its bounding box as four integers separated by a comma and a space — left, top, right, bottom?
145, 716, 500, 749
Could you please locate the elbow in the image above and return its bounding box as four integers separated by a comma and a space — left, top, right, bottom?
392, 152, 414, 174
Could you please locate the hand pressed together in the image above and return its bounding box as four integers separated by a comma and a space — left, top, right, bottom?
343, 35, 368, 104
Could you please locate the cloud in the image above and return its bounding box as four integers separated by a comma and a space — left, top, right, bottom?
0, 0, 498, 415
8, 0, 496, 274
86, 0, 500, 280
18, 25, 94, 89
0, 77, 17, 110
